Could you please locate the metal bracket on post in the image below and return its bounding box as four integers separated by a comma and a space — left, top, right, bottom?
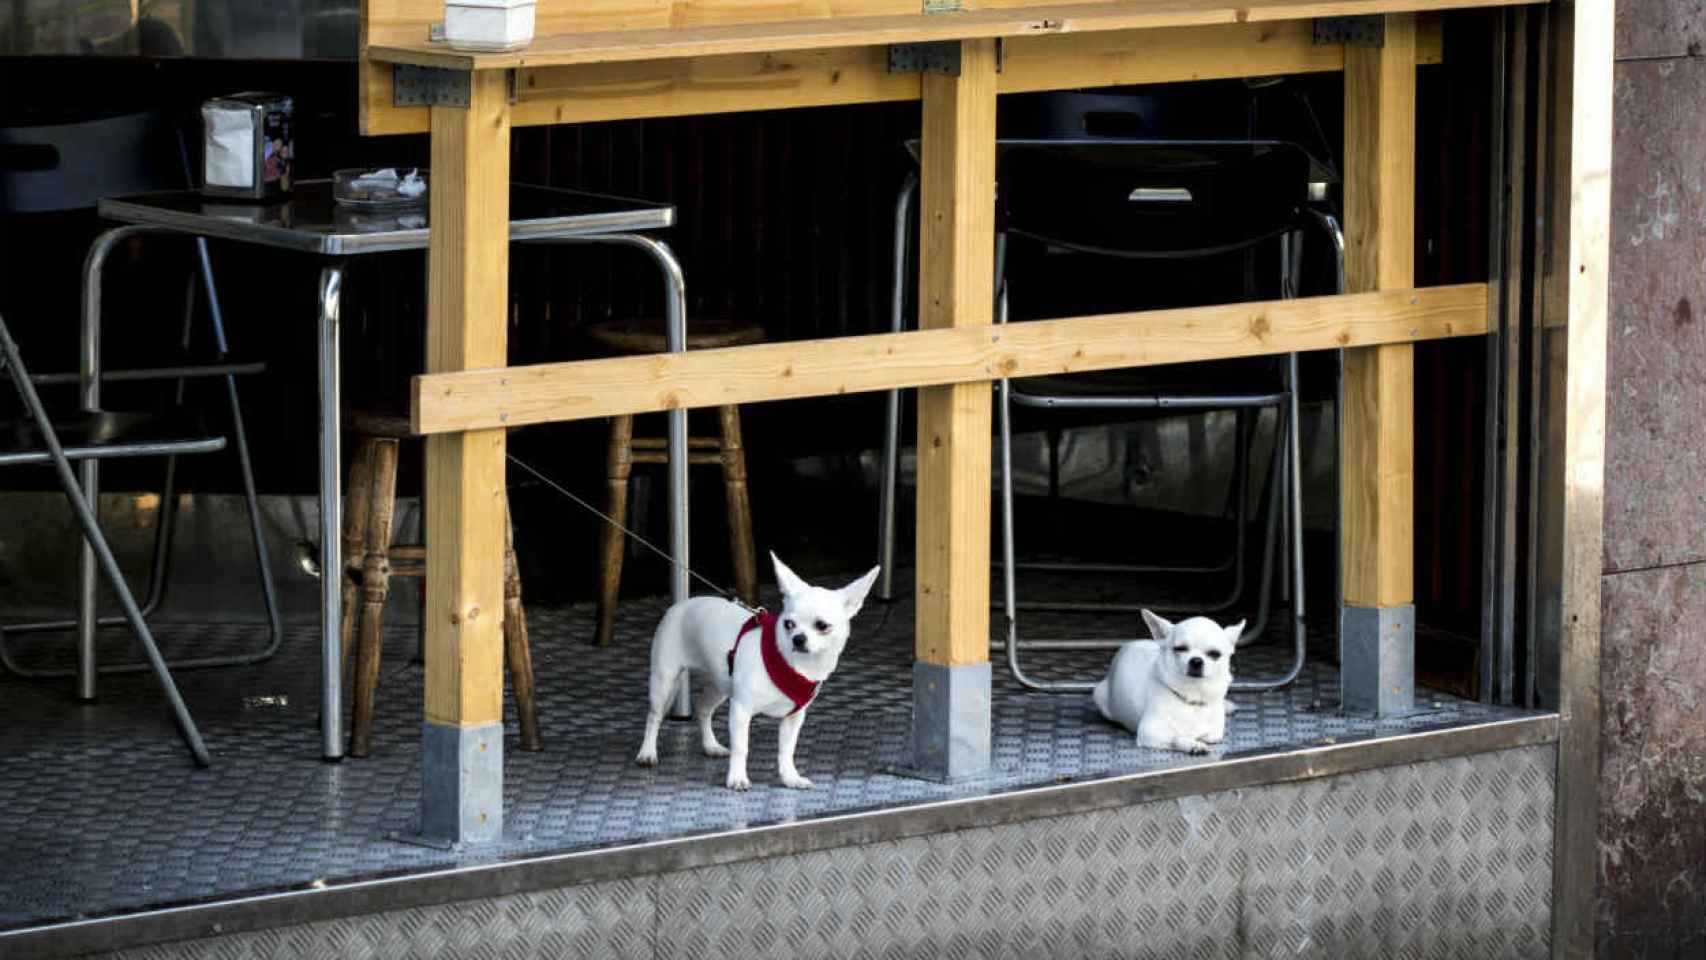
888, 41, 962, 76
393, 64, 472, 108
1313, 15, 1385, 46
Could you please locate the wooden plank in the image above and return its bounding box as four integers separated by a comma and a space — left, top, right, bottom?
423, 71, 512, 732
364, 17, 1442, 134
411, 283, 1488, 433
1340, 12, 1416, 610
914, 38, 997, 668
362, 0, 913, 132
516, 45, 916, 125
365, 0, 1530, 71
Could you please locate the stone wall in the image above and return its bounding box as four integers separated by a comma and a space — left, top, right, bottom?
1599, 6, 1706, 953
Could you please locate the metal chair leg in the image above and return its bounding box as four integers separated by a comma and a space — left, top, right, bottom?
0, 320, 210, 765
1000, 381, 1290, 692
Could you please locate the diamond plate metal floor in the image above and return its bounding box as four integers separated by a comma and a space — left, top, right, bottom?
0, 583, 1536, 933
98, 744, 1557, 960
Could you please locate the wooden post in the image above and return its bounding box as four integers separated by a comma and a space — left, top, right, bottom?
912, 38, 997, 781
1339, 14, 1417, 717
420, 70, 511, 844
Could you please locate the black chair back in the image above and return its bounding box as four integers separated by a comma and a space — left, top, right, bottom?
996, 139, 1314, 258
0, 110, 183, 215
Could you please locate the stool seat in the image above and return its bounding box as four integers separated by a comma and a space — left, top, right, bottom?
588, 317, 765, 355
345, 408, 414, 439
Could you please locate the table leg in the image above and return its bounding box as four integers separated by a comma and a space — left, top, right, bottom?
318, 263, 346, 760
656, 241, 693, 719
529, 233, 692, 713
74, 227, 139, 700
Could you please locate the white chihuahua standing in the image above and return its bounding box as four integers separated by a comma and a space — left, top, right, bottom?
636, 553, 880, 791
1092, 609, 1243, 755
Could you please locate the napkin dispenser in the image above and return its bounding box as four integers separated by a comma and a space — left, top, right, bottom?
200, 92, 294, 200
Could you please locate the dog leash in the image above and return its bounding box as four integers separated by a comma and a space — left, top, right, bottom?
505, 452, 766, 618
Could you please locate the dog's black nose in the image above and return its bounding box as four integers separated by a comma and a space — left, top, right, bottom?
1188, 657, 1204, 674
792, 634, 808, 651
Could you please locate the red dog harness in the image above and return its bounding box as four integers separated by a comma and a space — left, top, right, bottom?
727, 612, 820, 716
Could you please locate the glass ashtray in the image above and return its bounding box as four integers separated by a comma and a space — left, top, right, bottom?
332, 167, 429, 209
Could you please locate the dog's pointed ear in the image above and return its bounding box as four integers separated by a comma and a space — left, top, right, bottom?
1224, 619, 1246, 650
770, 551, 810, 598
839, 566, 881, 619
1141, 609, 1174, 641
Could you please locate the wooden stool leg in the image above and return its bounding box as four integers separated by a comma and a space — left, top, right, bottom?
504, 503, 542, 751
718, 405, 758, 607
595, 415, 634, 647
350, 438, 399, 758
339, 439, 376, 691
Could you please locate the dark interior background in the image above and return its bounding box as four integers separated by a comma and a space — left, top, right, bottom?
0, 13, 1495, 649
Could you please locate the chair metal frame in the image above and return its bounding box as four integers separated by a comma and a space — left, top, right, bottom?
997, 203, 1348, 692
0, 226, 283, 690
875, 140, 1349, 693
879, 174, 1269, 614
0, 311, 212, 765
0, 116, 282, 692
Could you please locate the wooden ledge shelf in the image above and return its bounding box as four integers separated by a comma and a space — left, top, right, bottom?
410, 282, 1487, 434
367, 0, 1531, 70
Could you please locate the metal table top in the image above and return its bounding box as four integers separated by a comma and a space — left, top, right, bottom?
96, 180, 676, 256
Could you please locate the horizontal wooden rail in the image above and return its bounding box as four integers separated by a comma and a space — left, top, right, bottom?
364, 19, 1442, 134
411, 282, 1486, 434
368, 0, 1527, 70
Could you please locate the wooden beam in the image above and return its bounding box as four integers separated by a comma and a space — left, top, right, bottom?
363, 18, 1444, 134
420, 70, 511, 842
1340, 13, 1416, 609
365, 0, 1528, 71
914, 38, 998, 669
412, 283, 1487, 433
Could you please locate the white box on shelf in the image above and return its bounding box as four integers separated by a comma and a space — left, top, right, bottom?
443, 0, 535, 52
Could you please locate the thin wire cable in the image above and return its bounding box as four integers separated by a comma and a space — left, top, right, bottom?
506, 452, 762, 615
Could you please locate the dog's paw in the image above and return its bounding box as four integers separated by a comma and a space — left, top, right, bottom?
702, 742, 730, 759
780, 773, 815, 790
726, 772, 752, 791
1201, 734, 1225, 745
1184, 740, 1211, 756
635, 749, 658, 767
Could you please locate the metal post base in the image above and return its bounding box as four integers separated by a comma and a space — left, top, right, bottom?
1340, 603, 1416, 717
906, 661, 991, 782
418, 721, 504, 845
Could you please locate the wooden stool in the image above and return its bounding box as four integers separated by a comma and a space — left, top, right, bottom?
339, 409, 542, 757
587, 318, 764, 646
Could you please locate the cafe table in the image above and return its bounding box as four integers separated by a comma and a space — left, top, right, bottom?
89, 180, 685, 760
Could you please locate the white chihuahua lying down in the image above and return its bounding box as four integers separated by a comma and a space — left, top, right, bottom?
636, 553, 880, 791
1092, 610, 1244, 755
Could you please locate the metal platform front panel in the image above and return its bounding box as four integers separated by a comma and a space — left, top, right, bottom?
95, 744, 1556, 959
0, 588, 1545, 950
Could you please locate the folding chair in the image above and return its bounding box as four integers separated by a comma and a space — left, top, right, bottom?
0, 110, 281, 687
0, 311, 213, 765
990, 138, 1343, 692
